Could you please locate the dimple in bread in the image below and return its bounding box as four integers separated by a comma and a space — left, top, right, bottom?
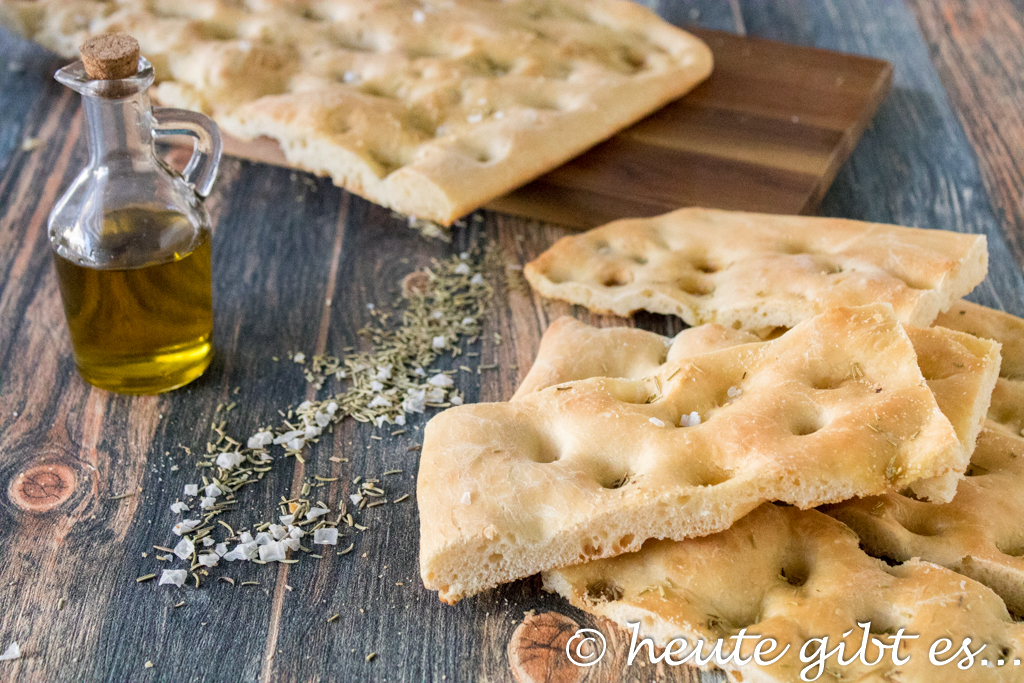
827, 301, 1024, 617
0, 0, 713, 224
523, 207, 988, 330
544, 504, 1024, 683
417, 305, 997, 603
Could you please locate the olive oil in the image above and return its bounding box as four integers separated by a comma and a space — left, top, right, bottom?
52, 208, 213, 394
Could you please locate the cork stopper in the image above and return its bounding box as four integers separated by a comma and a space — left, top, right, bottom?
80, 33, 140, 80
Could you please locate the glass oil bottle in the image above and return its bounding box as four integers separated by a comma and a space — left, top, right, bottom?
49, 33, 222, 394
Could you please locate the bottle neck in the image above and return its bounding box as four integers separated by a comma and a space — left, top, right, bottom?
82, 91, 155, 169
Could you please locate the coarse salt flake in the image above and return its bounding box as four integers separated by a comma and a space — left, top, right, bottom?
727, 386, 742, 399
306, 506, 330, 520
0, 642, 20, 661
403, 390, 427, 414
170, 502, 189, 514
173, 538, 194, 560
680, 411, 702, 428
172, 519, 200, 536
274, 430, 304, 445
216, 451, 245, 469
432, 336, 446, 349
314, 528, 339, 545
428, 373, 454, 388
247, 431, 273, 449
649, 417, 665, 427
368, 395, 392, 409
158, 569, 187, 587
258, 541, 287, 562
197, 553, 218, 568
183, 484, 198, 497
461, 491, 472, 505
293, 353, 305, 363
205, 483, 222, 498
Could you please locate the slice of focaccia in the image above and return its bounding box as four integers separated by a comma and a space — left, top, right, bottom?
418, 305, 995, 603
511, 316, 760, 399
828, 301, 1024, 616
544, 504, 1024, 683
523, 207, 987, 329
1, 0, 712, 224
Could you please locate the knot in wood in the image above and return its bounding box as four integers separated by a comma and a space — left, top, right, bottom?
401, 271, 431, 298
9, 462, 76, 512
508, 611, 586, 683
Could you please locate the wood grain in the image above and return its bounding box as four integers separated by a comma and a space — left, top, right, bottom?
0, 0, 1021, 682
907, 0, 1024, 268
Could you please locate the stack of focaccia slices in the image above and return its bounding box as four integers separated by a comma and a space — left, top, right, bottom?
1, 0, 712, 225
418, 207, 1024, 682
535, 312, 1022, 682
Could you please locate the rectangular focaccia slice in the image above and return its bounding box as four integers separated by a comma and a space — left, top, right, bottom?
523, 207, 987, 329
828, 301, 1024, 616
417, 305, 993, 603
517, 316, 999, 470
1, 0, 712, 225
543, 504, 1024, 683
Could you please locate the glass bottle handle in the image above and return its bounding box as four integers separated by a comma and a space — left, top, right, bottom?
151, 107, 223, 198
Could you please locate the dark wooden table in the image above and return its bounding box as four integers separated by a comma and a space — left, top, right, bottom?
1, 1, 1023, 682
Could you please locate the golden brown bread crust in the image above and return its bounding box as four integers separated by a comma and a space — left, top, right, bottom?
511, 317, 759, 399
544, 504, 1024, 683
524, 312, 1012, 681
523, 207, 988, 329
1, 0, 713, 224
417, 305, 995, 603
828, 301, 1024, 617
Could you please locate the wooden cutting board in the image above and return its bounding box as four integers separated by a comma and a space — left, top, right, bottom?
217, 28, 892, 229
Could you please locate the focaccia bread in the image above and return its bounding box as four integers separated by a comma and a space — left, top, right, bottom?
418, 305, 995, 603
523, 207, 988, 329
828, 301, 1024, 616
936, 300, 1024, 379
511, 317, 759, 399
1, 0, 713, 224
516, 316, 998, 460
544, 504, 1024, 683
